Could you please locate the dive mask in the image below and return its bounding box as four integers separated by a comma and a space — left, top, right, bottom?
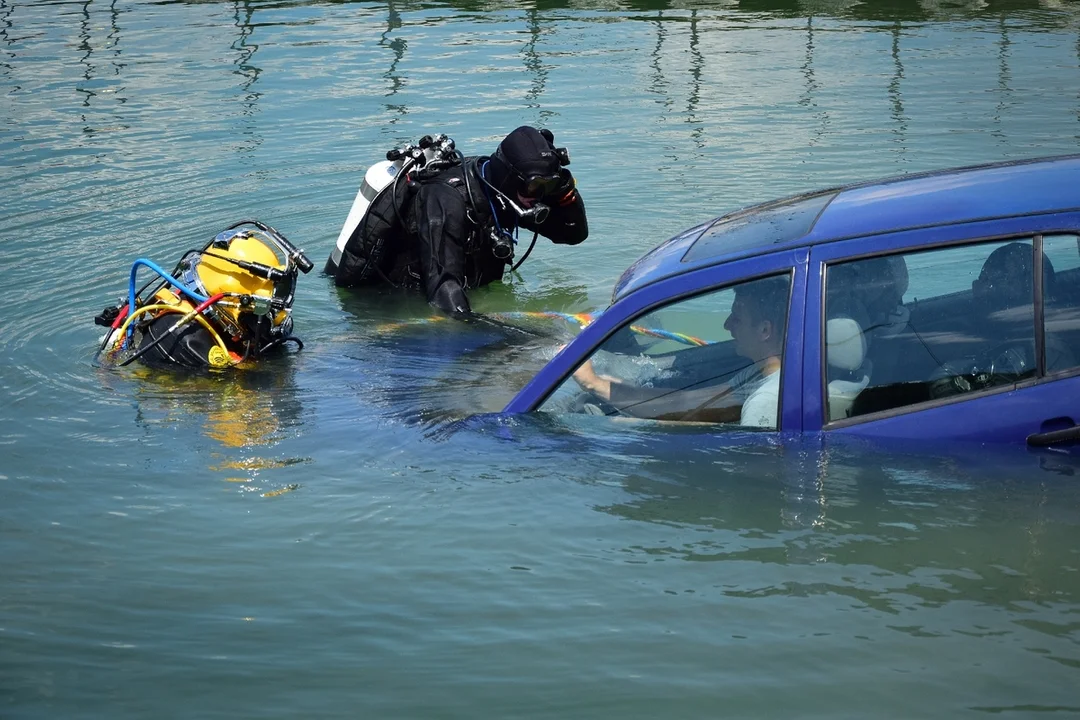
518, 173, 562, 200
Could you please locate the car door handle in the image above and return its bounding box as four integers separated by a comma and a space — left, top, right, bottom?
1027, 424, 1080, 447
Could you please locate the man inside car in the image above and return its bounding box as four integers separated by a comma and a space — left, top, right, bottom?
570, 275, 788, 427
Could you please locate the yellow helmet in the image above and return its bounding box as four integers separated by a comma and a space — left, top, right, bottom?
197, 234, 281, 301
186, 228, 298, 344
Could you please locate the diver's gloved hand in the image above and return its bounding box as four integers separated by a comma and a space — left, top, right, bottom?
547, 168, 579, 208
431, 279, 472, 318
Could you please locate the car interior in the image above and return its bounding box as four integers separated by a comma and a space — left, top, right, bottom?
554, 276, 789, 426
574, 323, 759, 422
832, 237, 1080, 422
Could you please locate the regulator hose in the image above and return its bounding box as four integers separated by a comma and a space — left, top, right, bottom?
128, 258, 208, 337
115, 294, 230, 367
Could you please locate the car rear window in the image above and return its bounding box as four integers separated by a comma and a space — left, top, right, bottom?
819, 238, 1080, 424
682, 190, 836, 264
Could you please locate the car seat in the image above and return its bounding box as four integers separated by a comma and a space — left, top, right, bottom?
825, 317, 870, 421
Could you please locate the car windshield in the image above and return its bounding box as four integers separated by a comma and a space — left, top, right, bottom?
682, 190, 836, 264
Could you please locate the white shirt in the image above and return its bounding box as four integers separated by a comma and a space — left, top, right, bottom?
727, 364, 781, 428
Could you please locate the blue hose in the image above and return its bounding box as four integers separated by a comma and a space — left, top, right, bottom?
479, 159, 517, 246
127, 258, 208, 337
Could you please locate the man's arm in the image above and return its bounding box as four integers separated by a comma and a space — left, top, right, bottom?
411, 183, 472, 304
572, 358, 616, 400
573, 354, 750, 421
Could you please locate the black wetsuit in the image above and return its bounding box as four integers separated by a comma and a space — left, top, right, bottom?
332, 126, 589, 314
403, 158, 589, 310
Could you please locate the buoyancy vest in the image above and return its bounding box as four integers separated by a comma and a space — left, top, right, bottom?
334, 176, 418, 288
334, 157, 510, 289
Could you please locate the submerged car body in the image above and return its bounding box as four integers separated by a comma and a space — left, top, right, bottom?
505, 154, 1080, 450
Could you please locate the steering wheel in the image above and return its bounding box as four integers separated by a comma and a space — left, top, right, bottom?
929, 340, 1035, 399
572, 390, 628, 417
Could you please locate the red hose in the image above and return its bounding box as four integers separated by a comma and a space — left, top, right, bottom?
111, 304, 130, 330
192, 292, 226, 314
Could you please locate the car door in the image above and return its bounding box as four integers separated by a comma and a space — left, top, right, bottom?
804, 213, 1080, 449
506, 249, 810, 434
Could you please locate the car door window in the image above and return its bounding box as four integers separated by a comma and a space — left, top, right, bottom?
824, 239, 1048, 421
539, 273, 792, 429
1042, 234, 1080, 374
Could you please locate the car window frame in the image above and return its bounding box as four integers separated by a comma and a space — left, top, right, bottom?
505, 249, 808, 432
804, 212, 1080, 432
1036, 232, 1080, 381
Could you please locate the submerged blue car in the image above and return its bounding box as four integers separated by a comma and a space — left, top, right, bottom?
504, 154, 1080, 450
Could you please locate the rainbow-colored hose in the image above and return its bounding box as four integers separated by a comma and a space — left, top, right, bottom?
376, 310, 713, 348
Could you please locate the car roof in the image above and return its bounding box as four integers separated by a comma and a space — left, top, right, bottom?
612, 153, 1080, 302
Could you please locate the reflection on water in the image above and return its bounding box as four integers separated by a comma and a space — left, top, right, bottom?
993, 15, 1012, 143
889, 20, 908, 158
589, 438, 1080, 677
380, 1, 407, 123
523, 8, 556, 126
72, 0, 127, 135
799, 17, 829, 149
135, 0, 1080, 21
231, 0, 262, 154
128, 363, 310, 493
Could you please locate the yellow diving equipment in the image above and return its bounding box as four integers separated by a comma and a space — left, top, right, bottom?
189, 230, 295, 341
94, 219, 313, 369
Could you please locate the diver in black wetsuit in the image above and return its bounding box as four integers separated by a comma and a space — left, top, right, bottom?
333, 126, 589, 316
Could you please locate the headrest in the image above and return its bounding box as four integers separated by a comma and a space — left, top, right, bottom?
826, 317, 866, 372
828, 255, 909, 329
976, 241, 1057, 310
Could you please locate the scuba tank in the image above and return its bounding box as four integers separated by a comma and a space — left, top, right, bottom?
325, 159, 401, 275
328, 134, 463, 286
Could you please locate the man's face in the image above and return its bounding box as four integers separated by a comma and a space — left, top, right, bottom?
725, 293, 769, 361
